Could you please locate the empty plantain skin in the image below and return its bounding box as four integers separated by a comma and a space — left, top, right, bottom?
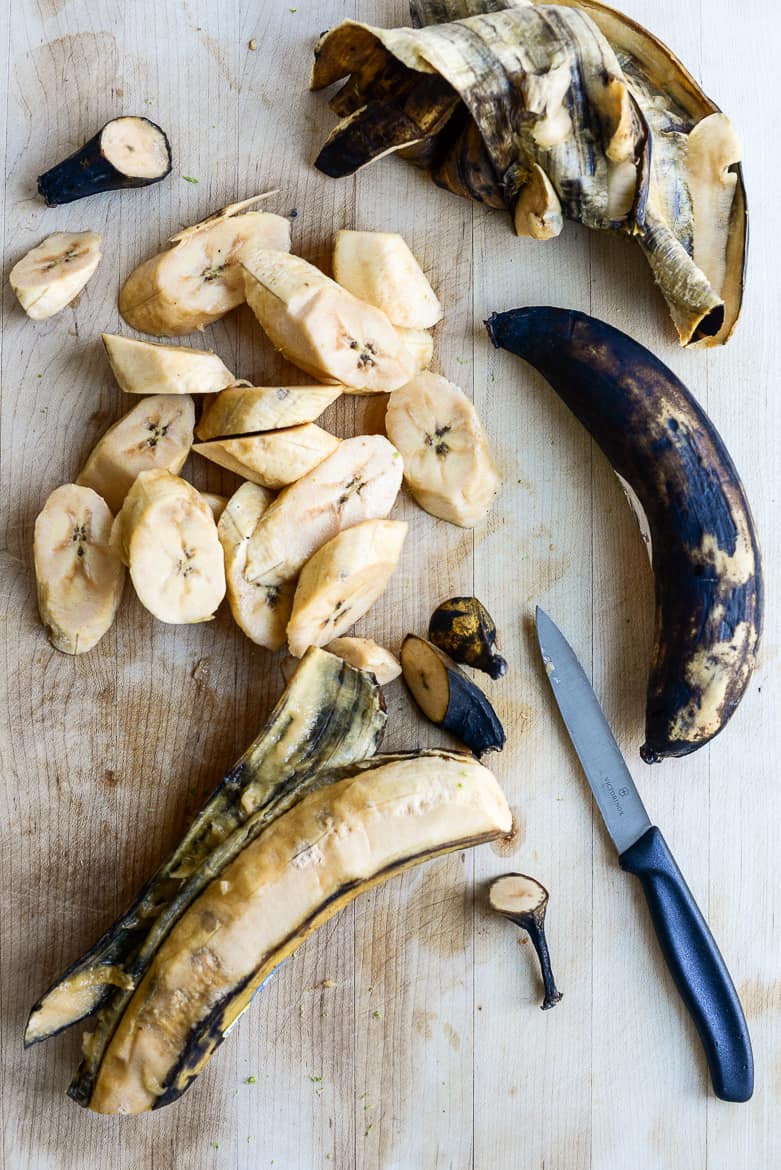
486, 306, 763, 761
313, 0, 747, 346
26, 649, 386, 1051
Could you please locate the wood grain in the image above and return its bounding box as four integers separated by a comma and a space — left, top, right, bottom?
1, 1, 779, 1167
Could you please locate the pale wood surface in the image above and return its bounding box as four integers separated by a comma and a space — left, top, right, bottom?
1, 1, 778, 1167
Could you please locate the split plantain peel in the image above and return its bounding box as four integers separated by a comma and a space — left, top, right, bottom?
486, 307, 763, 763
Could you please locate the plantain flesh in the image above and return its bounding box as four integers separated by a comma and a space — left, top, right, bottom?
25, 648, 385, 1047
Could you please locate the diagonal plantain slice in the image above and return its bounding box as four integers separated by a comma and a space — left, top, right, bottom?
192, 425, 339, 489
119, 194, 291, 337
196, 383, 343, 440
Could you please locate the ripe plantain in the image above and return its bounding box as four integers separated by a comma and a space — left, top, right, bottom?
196, 383, 343, 440
333, 230, 442, 329
385, 371, 499, 527
245, 434, 403, 587
119, 195, 291, 336
287, 519, 407, 656
34, 484, 125, 654
487, 306, 763, 761
10, 232, 102, 319
324, 637, 401, 684
76, 394, 195, 514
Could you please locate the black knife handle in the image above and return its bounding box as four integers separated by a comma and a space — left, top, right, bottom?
619, 826, 753, 1102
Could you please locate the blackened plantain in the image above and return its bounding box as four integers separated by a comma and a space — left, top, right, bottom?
486, 307, 762, 762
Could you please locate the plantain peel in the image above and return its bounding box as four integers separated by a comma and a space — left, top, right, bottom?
312, 0, 746, 346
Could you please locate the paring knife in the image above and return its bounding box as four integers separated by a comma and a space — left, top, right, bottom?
535, 607, 753, 1103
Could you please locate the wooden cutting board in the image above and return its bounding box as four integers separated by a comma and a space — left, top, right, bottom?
1, 1, 778, 1167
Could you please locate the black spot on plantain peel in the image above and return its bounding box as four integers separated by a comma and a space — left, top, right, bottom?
486, 307, 763, 763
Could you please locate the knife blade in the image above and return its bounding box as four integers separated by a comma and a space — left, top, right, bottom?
535, 607, 754, 1103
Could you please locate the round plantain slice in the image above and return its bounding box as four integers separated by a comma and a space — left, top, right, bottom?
76, 394, 195, 514
112, 470, 225, 624
10, 231, 102, 320
34, 484, 125, 654
385, 371, 500, 527
217, 481, 294, 650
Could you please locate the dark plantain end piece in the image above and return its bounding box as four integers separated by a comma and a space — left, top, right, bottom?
490, 873, 563, 1010
429, 596, 508, 679
38, 116, 171, 206
401, 634, 505, 756
486, 307, 762, 762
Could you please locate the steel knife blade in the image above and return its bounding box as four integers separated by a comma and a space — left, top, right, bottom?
535, 606, 651, 854
535, 606, 753, 1103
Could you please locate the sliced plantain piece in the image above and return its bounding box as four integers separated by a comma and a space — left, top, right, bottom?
192, 424, 339, 489
76, 394, 195, 514
397, 326, 434, 373
10, 232, 102, 319
429, 595, 507, 679
102, 334, 235, 396
246, 434, 403, 586
34, 484, 125, 655
333, 230, 442, 329
325, 636, 401, 684
196, 383, 343, 440
112, 470, 225, 624
217, 482, 295, 649
37, 116, 171, 206
199, 492, 228, 522
287, 519, 407, 657
81, 750, 509, 1113
241, 248, 416, 392
401, 634, 505, 756
119, 195, 291, 336
385, 371, 499, 527
25, 648, 385, 1048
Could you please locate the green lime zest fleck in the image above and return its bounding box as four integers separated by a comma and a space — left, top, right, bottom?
183, 175, 199, 184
